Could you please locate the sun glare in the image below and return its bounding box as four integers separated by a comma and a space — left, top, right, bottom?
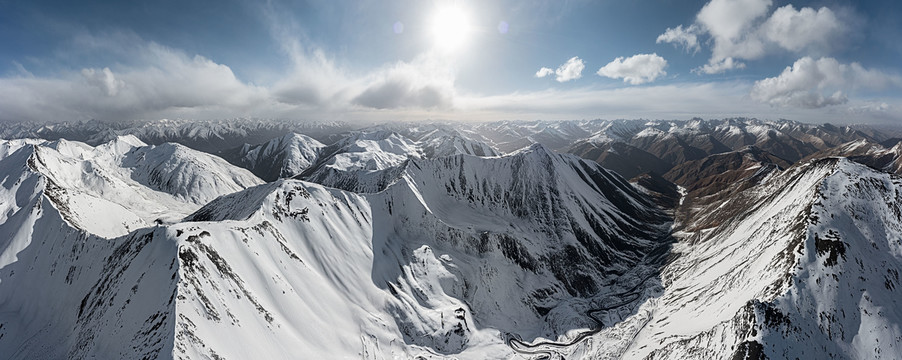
431, 5, 471, 53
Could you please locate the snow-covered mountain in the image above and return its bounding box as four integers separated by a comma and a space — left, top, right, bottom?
806, 139, 902, 176
465, 120, 602, 153
296, 130, 422, 193
282, 129, 499, 193
0, 118, 353, 153
0, 136, 262, 238
0, 137, 673, 358
1, 118, 888, 183
416, 128, 500, 158
0, 136, 263, 359
533, 157, 902, 359
220, 132, 326, 181
2, 118, 902, 359
561, 118, 882, 180
217, 126, 501, 192
664, 145, 791, 200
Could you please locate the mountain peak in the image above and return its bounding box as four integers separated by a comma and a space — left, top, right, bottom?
512, 142, 554, 158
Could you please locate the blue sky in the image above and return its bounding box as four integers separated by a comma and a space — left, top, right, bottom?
0, 0, 900, 124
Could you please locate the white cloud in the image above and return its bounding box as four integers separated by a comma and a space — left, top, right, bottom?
597, 54, 668, 85
761, 5, 846, 53
535, 57, 585, 82
661, 0, 853, 74
750, 56, 899, 108
554, 57, 585, 82
82, 67, 124, 97
264, 4, 457, 111
656, 25, 701, 53
697, 57, 746, 75
535, 67, 554, 78
697, 0, 771, 43
270, 46, 349, 107
697, 0, 771, 66
351, 56, 455, 110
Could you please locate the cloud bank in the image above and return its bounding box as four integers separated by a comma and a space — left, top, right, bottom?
0, 41, 270, 122
0, 31, 462, 123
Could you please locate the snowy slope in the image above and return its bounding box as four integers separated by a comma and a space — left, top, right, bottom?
0, 138, 44, 160
120, 142, 264, 205
372, 144, 672, 340
1, 137, 262, 238
539, 158, 902, 359
0, 144, 180, 359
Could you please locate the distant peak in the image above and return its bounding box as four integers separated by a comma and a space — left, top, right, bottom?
281, 132, 324, 146
347, 130, 399, 142
95, 134, 147, 155
524, 142, 550, 153
738, 145, 764, 154
113, 134, 148, 148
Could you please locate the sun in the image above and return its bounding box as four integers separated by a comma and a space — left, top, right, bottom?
430, 4, 472, 53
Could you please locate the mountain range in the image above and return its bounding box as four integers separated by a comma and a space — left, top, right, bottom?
1, 117, 901, 359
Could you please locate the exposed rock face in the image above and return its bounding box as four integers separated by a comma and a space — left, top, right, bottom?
664, 146, 791, 199
570, 141, 672, 180
630, 172, 681, 210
